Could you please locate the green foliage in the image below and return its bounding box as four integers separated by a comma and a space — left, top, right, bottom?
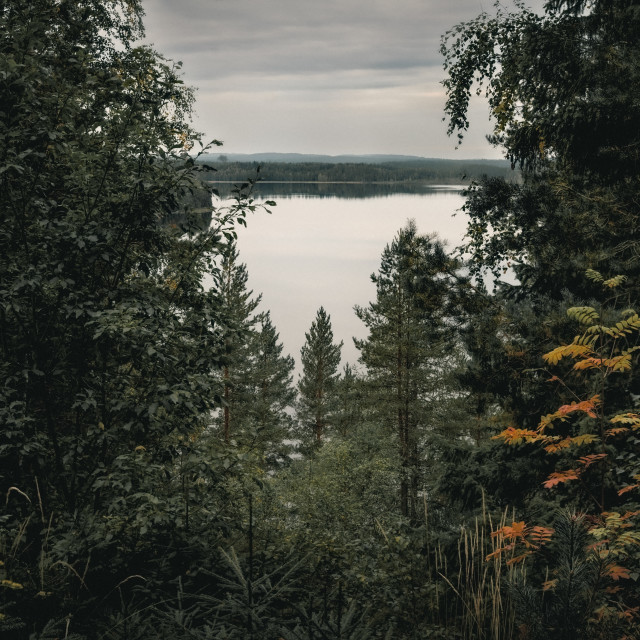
206, 243, 296, 466
0, 0, 255, 635
441, 0, 640, 177
212, 242, 261, 444
333, 363, 366, 438
442, 3, 640, 637
503, 511, 639, 640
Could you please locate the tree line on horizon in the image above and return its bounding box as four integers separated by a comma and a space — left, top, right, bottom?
197, 158, 514, 188
1, 1, 640, 639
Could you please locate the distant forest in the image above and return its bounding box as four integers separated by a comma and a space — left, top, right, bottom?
197, 158, 515, 187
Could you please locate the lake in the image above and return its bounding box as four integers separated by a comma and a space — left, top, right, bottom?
225, 185, 468, 373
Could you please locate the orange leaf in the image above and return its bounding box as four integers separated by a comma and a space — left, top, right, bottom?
606, 427, 629, 437
577, 453, 607, 467
573, 357, 604, 371
544, 438, 571, 453
618, 485, 639, 496
491, 521, 527, 541
543, 470, 579, 488
492, 427, 540, 444
485, 548, 502, 561
557, 396, 600, 418
618, 606, 639, 622
530, 526, 554, 544
506, 553, 530, 565
608, 565, 631, 581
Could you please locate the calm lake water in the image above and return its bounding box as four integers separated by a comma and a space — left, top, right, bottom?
226, 186, 468, 372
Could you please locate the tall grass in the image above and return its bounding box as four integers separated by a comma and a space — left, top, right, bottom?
426, 495, 524, 639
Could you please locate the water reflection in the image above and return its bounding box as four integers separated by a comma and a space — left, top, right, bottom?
212, 181, 465, 200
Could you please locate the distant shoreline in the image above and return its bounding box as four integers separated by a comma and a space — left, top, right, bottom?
206, 180, 466, 186
196, 158, 516, 187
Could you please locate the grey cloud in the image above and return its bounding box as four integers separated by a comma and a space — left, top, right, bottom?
143, 0, 489, 76
141, 0, 544, 155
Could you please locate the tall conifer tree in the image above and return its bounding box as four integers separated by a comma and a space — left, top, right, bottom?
297, 307, 343, 447
215, 243, 261, 443
238, 312, 296, 468
355, 221, 461, 521
213, 247, 295, 465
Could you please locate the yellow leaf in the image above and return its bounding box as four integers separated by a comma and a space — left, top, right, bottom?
543, 343, 591, 365
603, 275, 627, 289
611, 413, 640, 426
570, 433, 599, 446
1, 580, 23, 590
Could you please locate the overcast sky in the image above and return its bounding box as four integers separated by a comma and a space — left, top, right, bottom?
141, 0, 544, 158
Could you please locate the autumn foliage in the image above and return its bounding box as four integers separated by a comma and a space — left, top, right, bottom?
490, 276, 640, 629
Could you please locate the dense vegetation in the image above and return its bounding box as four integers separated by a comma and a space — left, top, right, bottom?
1, 1, 639, 639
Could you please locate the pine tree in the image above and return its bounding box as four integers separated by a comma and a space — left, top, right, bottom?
297, 307, 343, 447
235, 312, 296, 468
333, 363, 365, 438
354, 220, 461, 521
215, 243, 261, 443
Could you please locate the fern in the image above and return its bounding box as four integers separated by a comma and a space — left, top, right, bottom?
31, 618, 86, 640
281, 597, 374, 640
